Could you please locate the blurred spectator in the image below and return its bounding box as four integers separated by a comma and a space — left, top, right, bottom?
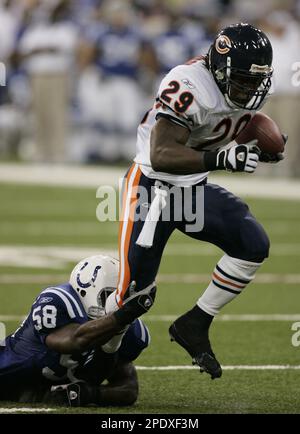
258, 10, 300, 177
233, 0, 276, 21
181, 0, 222, 19
296, 0, 300, 19
77, 0, 156, 162
0, 0, 19, 62
0, 0, 24, 158
149, 10, 206, 76
17, 0, 78, 163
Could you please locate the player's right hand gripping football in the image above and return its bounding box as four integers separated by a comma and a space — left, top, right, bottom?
216, 140, 260, 173
114, 282, 156, 327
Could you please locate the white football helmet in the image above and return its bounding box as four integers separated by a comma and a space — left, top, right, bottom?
69, 255, 119, 319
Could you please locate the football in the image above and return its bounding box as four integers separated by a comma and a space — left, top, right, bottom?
235, 112, 285, 155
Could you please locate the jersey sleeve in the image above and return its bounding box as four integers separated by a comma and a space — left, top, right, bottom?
31, 287, 87, 344
118, 319, 150, 362
156, 65, 208, 130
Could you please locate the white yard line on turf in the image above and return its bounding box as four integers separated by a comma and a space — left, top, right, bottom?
0, 221, 295, 237
1, 163, 300, 200
0, 274, 67, 283
1, 272, 300, 285
0, 315, 25, 321
0, 222, 118, 236
1, 314, 300, 323
144, 314, 300, 322
0, 408, 55, 413
136, 365, 300, 371
0, 244, 300, 269
159, 273, 300, 284
0, 364, 298, 412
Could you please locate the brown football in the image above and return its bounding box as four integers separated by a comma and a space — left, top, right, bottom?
235, 112, 284, 154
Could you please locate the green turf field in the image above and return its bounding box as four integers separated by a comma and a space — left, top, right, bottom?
0, 182, 300, 414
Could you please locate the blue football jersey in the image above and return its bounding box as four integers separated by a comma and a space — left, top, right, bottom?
151, 27, 207, 74
119, 318, 151, 362
0, 283, 150, 389
0, 283, 89, 386
85, 24, 143, 78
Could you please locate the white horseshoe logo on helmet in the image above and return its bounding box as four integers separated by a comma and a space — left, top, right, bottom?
76, 263, 102, 289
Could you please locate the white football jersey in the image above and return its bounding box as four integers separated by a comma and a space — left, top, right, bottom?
135, 57, 257, 187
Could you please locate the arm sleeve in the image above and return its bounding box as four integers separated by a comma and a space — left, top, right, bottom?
118, 319, 150, 362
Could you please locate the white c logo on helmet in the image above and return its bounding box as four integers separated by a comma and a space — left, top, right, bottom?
215, 35, 232, 54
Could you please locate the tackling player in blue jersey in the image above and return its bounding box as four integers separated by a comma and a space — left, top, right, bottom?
0, 255, 155, 407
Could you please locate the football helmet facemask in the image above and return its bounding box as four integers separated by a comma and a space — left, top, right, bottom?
208, 23, 273, 110
69, 255, 119, 319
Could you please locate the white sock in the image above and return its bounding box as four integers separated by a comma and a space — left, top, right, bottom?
101, 291, 129, 353
197, 254, 262, 316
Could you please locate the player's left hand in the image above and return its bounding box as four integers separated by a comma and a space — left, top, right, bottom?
114, 282, 157, 327
122, 281, 156, 315
259, 134, 287, 163
216, 140, 260, 173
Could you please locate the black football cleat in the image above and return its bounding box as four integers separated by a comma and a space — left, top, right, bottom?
191, 353, 222, 379
169, 309, 222, 380
50, 381, 93, 407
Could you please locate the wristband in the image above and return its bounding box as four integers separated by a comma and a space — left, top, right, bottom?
203, 151, 219, 171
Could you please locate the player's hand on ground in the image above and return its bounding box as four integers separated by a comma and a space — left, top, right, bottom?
114, 281, 156, 327
216, 140, 260, 173
259, 134, 287, 163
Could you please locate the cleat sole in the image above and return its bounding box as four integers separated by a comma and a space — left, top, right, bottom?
170, 323, 222, 379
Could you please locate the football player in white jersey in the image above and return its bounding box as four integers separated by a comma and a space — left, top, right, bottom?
113, 23, 285, 380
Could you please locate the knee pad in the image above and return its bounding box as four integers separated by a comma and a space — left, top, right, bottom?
239, 217, 270, 262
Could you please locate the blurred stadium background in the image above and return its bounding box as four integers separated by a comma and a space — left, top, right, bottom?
1, 0, 300, 414
0, 0, 299, 173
